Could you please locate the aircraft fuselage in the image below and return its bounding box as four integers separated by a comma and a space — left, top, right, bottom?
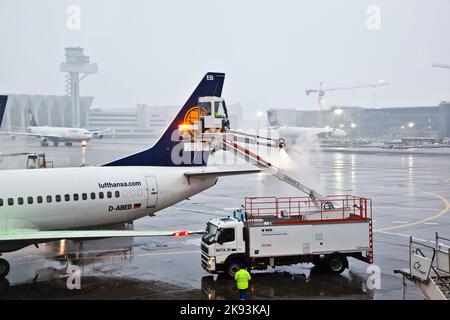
0, 166, 217, 231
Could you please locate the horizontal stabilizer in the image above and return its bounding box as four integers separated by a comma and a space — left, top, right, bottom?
184, 169, 261, 179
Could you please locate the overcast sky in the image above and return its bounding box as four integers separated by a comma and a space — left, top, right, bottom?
0, 0, 449, 116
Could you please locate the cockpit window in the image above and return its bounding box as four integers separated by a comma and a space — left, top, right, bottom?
202, 222, 218, 245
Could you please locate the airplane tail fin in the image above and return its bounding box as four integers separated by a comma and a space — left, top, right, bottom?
103, 72, 225, 167
0, 96, 7, 127
28, 109, 38, 127
267, 110, 280, 129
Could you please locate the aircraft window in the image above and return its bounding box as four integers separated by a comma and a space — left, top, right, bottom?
65, 194, 70, 202
28, 197, 33, 205
56, 195, 61, 203
107, 191, 112, 199
37, 196, 43, 204
8, 198, 14, 206
82, 193, 87, 200
99, 192, 104, 199
91, 193, 96, 200
73, 194, 79, 201
0, 199, 3, 206
18, 197, 24, 205
115, 191, 120, 198
46, 195, 52, 203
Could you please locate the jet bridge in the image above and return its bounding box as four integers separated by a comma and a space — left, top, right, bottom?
394, 233, 450, 300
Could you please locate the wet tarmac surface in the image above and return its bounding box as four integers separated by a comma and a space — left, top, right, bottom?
1, 136, 450, 299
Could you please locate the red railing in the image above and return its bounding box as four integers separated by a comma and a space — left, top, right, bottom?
244, 195, 372, 225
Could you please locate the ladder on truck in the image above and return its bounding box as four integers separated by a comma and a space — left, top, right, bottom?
198, 130, 332, 210
394, 233, 450, 300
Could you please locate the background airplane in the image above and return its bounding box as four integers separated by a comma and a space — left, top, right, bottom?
0, 72, 260, 278
267, 110, 346, 144
0, 110, 109, 147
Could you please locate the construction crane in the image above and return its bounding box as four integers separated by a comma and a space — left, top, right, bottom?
305, 80, 389, 127
433, 63, 450, 69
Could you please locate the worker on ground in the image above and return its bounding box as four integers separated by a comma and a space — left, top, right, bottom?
235, 267, 252, 300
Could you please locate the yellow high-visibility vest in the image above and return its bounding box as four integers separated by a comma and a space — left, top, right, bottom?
235, 269, 251, 290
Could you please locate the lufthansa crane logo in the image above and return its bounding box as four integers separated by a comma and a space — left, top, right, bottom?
184, 106, 206, 126
181, 106, 207, 138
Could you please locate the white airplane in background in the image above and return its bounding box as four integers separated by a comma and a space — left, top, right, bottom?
266, 110, 346, 144
1, 109, 109, 147
0, 73, 260, 278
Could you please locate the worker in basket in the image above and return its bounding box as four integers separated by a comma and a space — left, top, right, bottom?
235, 267, 252, 300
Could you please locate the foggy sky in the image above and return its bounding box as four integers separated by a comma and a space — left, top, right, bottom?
0, 0, 449, 117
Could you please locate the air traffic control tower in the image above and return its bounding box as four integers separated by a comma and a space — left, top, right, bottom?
60, 47, 98, 128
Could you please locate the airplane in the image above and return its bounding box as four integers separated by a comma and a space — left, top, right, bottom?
0, 109, 109, 147
266, 110, 346, 144
0, 72, 260, 278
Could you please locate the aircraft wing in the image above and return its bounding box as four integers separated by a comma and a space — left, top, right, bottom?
88, 129, 110, 135
0, 229, 205, 242
184, 168, 261, 179
0, 131, 61, 140
0, 152, 33, 158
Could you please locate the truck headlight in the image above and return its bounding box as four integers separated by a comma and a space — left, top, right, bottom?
207, 257, 215, 267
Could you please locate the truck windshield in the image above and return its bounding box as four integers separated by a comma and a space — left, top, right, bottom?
214, 101, 226, 118
202, 223, 218, 244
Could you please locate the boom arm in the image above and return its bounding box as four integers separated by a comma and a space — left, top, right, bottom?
219, 138, 327, 210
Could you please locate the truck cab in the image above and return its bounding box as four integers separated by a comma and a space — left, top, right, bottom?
198, 96, 230, 133
201, 215, 247, 277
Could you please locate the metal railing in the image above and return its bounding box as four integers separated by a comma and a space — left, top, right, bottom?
244, 195, 372, 225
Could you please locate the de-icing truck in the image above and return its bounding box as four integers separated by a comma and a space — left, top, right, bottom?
201, 195, 373, 277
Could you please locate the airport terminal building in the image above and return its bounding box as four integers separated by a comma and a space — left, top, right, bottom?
268, 101, 450, 138
0, 94, 180, 139
1, 94, 244, 139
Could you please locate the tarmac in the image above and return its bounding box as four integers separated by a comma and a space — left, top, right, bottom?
1, 136, 450, 300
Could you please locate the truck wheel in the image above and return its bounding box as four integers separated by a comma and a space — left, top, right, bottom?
326, 254, 347, 274
0, 258, 10, 278
226, 260, 244, 278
